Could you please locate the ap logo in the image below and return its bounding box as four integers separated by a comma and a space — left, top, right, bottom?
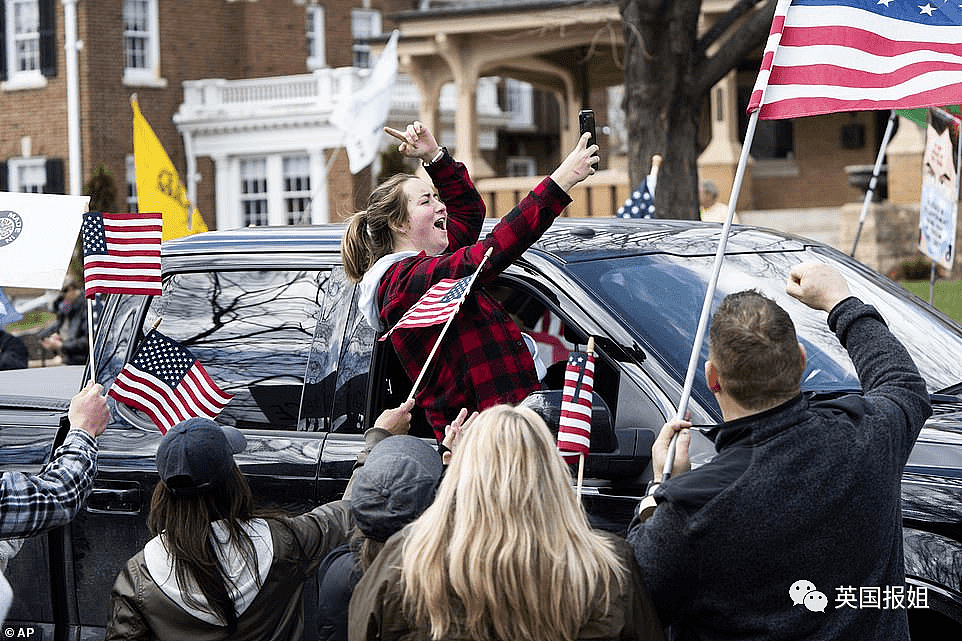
0, 211, 24, 247
790, 579, 827, 613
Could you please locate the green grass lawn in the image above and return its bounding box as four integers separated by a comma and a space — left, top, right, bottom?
899, 279, 962, 325
5, 310, 55, 333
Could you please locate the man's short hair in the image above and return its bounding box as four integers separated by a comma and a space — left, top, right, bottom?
709, 290, 804, 409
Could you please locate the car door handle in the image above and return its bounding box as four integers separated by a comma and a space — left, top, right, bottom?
86, 483, 142, 515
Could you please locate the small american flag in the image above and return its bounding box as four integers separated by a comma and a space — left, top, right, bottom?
381, 274, 474, 339
749, 0, 962, 120
617, 178, 656, 218
108, 330, 233, 433
557, 350, 595, 463
81, 212, 162, 298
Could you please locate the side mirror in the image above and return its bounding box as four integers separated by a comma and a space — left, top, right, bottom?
520, 390, 652, 480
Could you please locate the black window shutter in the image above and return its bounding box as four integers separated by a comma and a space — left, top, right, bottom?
44, 158, 65, 194
39, 0, 56, 77
0, 162, 8, 192
0, 1, 7, 82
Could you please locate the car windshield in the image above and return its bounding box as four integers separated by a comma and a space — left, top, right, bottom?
568, 246, 962, 407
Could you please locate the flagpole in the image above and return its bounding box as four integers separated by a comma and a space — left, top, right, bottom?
662, 108, 762, 483
86, 298, 96, 383
574, 336, 595, 500
851, 111, 897, 257
406, 248, 493, 402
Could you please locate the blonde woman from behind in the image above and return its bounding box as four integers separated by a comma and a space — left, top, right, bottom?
348, 404, 664, 641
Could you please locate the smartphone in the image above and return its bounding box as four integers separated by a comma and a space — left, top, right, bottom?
579, 109, 597, 149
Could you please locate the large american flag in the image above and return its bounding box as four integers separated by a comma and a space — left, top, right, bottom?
748, 0, 962, 120
557, 350, 595, 463
381, 274, 474, 339
108, 330, 233, 433
81, 212, 162, 298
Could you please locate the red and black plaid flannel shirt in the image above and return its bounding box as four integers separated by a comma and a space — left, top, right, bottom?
378, 151, 572, 440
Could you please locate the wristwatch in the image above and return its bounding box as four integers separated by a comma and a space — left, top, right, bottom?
423, 147, 446, 168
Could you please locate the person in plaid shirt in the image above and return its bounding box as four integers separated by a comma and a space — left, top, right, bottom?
0, 380, 109, 622
343, 121, 598, 440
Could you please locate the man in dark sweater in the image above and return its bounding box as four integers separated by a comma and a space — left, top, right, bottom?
628, 263, 931, 640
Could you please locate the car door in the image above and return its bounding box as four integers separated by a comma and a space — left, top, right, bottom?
63, 265, 334, 640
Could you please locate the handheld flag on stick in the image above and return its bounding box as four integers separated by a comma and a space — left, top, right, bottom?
663, 0, 962, 483
81, 210, 163, 375
108, 330, 233, 433
558, 337, 595, 498
81, 212, 162, 297
381, 249, 493, 402
382, 276, 473, 336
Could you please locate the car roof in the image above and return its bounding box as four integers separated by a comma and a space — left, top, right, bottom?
161, 219, 810, 264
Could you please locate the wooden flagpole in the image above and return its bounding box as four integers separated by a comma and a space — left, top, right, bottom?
405, 248, 493, 402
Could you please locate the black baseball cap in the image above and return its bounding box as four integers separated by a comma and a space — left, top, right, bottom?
156, 417, 247, 496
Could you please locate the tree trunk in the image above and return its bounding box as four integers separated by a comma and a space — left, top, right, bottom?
619, 0, 703, 220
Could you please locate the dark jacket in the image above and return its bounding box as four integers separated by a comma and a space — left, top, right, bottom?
370, 151, 571, 439
0, 330, 27, 370
43, 295, 87, 365
106, 501, 352, 641
348, 529, 664, 641
627, 297, 932, 641
317, 543, 361, 641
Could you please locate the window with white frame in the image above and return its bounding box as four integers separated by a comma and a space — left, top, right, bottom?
306, 4, 325, 70
3, 0, 41, 86
126, 155, 138, 212
123, 0, 163, 86
240, 158, 269, 227
351, 9, 381, 69
8, 156, 46, 192
506, 157, 537, 178
283, 155, 311, 225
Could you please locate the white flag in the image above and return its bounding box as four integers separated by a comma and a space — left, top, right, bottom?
0, 192, 89, 289
331, 30, 400, 174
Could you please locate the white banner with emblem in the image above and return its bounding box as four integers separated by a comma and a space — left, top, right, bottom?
0, 192, 89, 289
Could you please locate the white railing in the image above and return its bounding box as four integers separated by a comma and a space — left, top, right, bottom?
178, 67, 366, 120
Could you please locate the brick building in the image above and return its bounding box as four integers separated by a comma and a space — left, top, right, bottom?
0, 0, 386, 230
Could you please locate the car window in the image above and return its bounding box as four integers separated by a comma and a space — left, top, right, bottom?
331, 269, 377, 433
141, 269, 327, 430
568, 247, 962, 401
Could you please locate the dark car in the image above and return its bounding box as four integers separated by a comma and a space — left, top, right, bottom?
1, 219, 960, 638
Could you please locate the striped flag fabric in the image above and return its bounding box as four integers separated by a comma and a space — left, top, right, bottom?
748, 0, 962, 120
81, 212, 162, 298
381, 274, 474, 339
108, 330, 233, 433
557, 350, 595, 464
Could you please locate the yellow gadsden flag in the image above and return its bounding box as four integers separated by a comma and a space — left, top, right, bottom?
132, 97, 208, 240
